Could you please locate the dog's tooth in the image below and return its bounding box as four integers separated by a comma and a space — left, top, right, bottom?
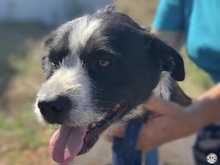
91, 123, 96, 129
52, 124, 60, 130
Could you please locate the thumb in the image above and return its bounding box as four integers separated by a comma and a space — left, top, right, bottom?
144, 94, 179, 115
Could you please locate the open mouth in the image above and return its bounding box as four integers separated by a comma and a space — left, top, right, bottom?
49, 102, 129, 164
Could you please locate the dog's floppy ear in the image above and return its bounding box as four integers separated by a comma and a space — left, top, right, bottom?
148, 35, 185, 81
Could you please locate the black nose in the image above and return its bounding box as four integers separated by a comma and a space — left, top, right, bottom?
37, 95, 72, 123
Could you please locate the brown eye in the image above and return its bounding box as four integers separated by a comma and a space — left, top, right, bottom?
98, 59, 111, 68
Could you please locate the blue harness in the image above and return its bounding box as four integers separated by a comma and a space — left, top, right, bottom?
112, 118, 158, 165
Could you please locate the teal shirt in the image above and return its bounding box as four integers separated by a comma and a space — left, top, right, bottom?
153, 0, 220, 82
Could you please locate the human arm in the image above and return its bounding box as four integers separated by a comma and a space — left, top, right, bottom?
150, 0, 186, 51
150, 29, 184, 52
136, 83, 220, 151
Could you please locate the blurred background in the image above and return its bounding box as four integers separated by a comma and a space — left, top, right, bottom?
0, 0, 213, 165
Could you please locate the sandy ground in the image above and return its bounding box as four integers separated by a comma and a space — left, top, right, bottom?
0, 133, 196, 165
159, 134, 196, 165
73, 134, 196, 165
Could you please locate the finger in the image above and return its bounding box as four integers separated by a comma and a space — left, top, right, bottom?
136, 121, 166, 151
144, 94, 180, 114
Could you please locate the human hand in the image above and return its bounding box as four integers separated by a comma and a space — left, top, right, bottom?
136, 95, 198, 151
112, 84, 220, 151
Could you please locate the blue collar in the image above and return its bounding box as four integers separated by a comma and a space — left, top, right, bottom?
112, 117, 144, 165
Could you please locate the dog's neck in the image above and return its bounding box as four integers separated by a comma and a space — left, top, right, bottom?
153, 71, 191, 106
153, 71, 172, 100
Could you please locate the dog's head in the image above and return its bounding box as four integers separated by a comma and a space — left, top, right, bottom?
35, 6, 184, 164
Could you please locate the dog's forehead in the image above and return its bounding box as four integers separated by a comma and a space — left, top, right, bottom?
45, 9, 146, 62
45, 16, 99, 50
68, 16, 102, 54
46, 16, 108, 58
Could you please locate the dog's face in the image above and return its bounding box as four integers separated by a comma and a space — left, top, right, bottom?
35, 6, 184, 164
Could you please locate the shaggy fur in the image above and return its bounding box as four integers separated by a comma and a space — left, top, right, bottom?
35, 6, 191, 165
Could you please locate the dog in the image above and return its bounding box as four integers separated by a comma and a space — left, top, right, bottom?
35, 6, 191, 165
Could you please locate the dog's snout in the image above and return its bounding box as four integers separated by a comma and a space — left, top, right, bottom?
38, 100, 63, 113
37, 96, 72, 124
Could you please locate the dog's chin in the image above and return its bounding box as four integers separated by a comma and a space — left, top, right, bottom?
48, 102, 130, 164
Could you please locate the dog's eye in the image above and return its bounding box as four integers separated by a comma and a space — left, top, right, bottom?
98, 59, 111, 68
51, 62, 60, 69
51, 62, 57, 67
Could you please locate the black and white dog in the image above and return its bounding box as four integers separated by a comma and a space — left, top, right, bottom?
35, 6, 191, 164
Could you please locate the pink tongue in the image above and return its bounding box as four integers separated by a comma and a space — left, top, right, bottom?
49, 125, 87, 164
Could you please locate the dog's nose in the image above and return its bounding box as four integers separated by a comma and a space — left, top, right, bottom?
37, 96, 72, 123
38, 99, 63, 113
